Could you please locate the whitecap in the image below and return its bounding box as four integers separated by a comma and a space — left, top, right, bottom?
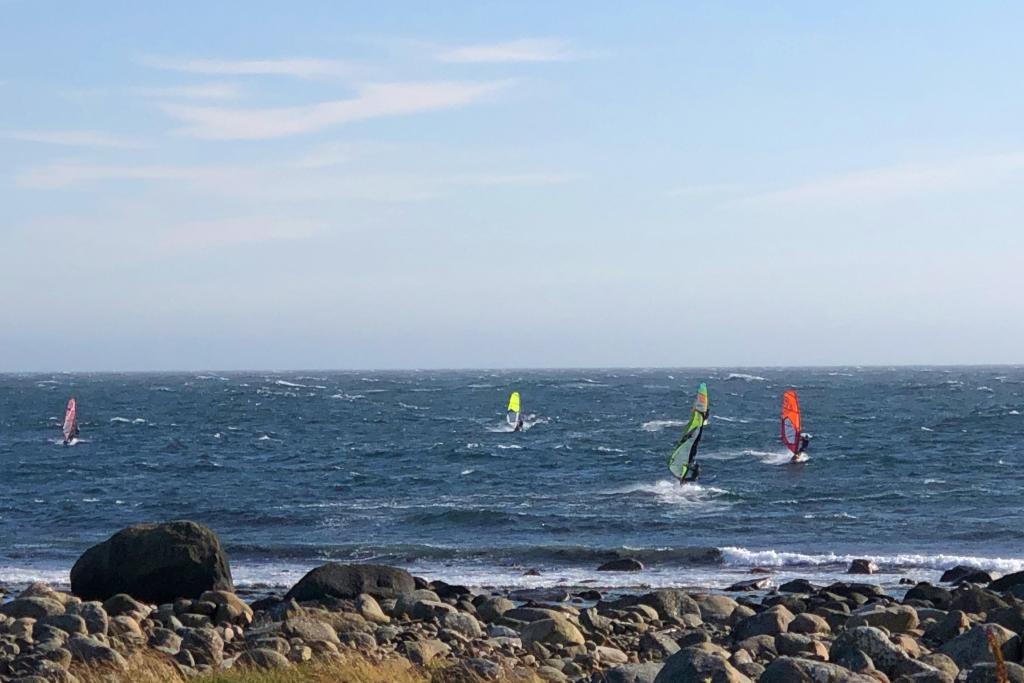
726, 373, 767, 382
460, 469, 475, 476
597, 446, 625, 453
641, 419, 685, 432
274, 380, 305, 388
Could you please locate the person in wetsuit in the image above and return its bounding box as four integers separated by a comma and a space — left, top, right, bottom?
792, 434, 810, 461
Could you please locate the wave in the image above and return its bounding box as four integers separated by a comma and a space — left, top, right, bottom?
330, 393, 365, 401
274, 380, 305, 388
720, 547, 1024, 574
110, 417, 146, 424
398, 402, 428, 411
641, 419, 685, 432
726, 373, 767, 382
597, 446, 625, 453
611, 480, 733, 507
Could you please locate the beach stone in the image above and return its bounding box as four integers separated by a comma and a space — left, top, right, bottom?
477, 597, 515, 622
848, 604, 920, 633
506, 607, 565, 623
604, 662, 664, 683
639, 631, 680, 658
925, 609, 971, 644
63, 602, 108, 636
148, 627, 182, 655
439, 610, 483, 638
639, 590, 701, 625
918, 653, 959, 678
284, 563, 414, 602
36, 615, 86, 637
653, 647, 750, 683
987, 604, 1024, 633
736, 634, 777, 660
402, 638, 450, 665
236, 647, 290, 669
780, 579, 818, 594
965, 662, 1024, 683
849, 559, 880, 575
355, 594, 390, 625
833, 647, 875, 673
831, 626, 912, 677
282, 616, 341, 645
694, 594, 740, 625
729, 604, 756, 625
180, 626, 224, 667
761, 656, 878, 682
66, 633, 128, 670
988, 571, 1024, 592
410, 599, 457, 621
791, 612, 832, 635
520, 617, 585, 647
101, 593, 149, 620
598, 558, 644, 572
579, 608, 613, 633
733, 604, 794, 640
70, 520, 232, 603
949, 587, 1007, 615
776, 632, 828, 659
938, 624, 1019, 670
905, 583, 953, 609
726, 578, 771, 592
392, 589, 441, 618
0, 598, 64, 621
596, 645, 630, 664
198, 590, 253, 626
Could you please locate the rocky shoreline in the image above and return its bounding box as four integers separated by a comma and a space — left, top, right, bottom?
3, 522, 1024, 682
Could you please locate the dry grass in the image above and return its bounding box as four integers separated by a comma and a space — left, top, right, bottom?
71, 651, 541, 683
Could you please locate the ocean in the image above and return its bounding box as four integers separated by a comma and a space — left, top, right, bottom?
1, 367, 1022, 595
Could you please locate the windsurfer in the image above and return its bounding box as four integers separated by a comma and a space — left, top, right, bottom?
680, 461, 701, 484
793, 434, 810, 461
513, 415, 524, 432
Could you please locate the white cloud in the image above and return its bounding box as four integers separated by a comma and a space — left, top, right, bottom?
133, 82, 245, 100
741, 153, 1024, 207
141, 56, 360, 79
0, 130, 146, 149
160, 80, 508, 140
438, 38, 574, 64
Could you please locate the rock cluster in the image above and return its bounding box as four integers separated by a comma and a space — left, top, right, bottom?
5, 523, 1024, 682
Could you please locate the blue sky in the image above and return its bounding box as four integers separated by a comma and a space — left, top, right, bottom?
2, 1, 1022, 370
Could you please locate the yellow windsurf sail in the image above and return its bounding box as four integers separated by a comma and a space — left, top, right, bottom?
507, 392, 521, 414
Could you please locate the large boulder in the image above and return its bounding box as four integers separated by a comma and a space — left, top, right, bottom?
520, 616, 585, 647
70, 521, 232, 603
653, 648, 750, 683
598, 558, 644, 572
905, 583, 953, 609
605, 662, 664, 683
847, 604, 919, 633
733, 605, 794, 641
638, 589, 701, 625
284, 563, 414, 602
830, 626, 913, 677
938, 624, 1020, 670
988, 571, 1024, 592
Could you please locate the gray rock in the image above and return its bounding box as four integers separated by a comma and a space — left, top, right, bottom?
938, 624, 1020, 670
790, 612, 832, 635
520, 617, 585, 647
831, 626, 912, 677
180, 626, 224, 667
849, 559, 879, 574
439, 611, 483, 638
653, 647, 750, 683
70, 520, 233, 603
925, 609, 971, 644
64, 602, 108, 635
638, 589, 701, 625
355, 594, 390, 625
402, 638, 450, 665
949, 587, 1008, 615
148, 627, 182, 655
101, 593, 149, 619
965, 662, 1024, 683
761, 656, 878, 682
284, 563, 415, 602
66, 634, 128, 670
693, 594, 740, 625
988, 571, 1024, 592
847, 604, 920, 633
477, 597, 515, 622
779, 579, 818, 594
905, 583, 953, 609
598, 558, 643, 572
410, 599, 457, 621
281, 616, 341, 646
919, 653, 959, 679
0, 598, 64, 620
639, 631, 680, 658
37, 615, 87, 636
733, 604, 795, 640
236, 648, 291, 669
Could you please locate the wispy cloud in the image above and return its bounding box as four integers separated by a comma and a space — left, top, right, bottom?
438, 38, 575, 64
133, 82, 245, 100
741, 153, 1024, 207
160, 80, 508, 140
1, 129, 146, 149
141, 56, 360, 79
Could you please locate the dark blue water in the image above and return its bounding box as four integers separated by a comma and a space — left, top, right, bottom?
1, 368, 1022, 592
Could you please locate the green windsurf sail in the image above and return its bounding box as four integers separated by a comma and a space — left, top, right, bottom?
668, 383, 709, 479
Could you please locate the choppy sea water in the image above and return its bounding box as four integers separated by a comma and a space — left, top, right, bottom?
1, 368, 1022, 595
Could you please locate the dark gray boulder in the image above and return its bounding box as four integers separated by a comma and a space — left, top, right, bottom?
70, 521, 233, 603
989, 570, 1024, 592
598, 558, 644, 572
941, 566, 993, 585
284, 563, 414, 601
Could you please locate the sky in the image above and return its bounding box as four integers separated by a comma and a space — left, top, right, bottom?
2, 1, 1023, 370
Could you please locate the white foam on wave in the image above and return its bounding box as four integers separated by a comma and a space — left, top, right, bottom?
1010, 410, 1021, 416
497, 444, 523, 450
742, 449, 801, 465
460, 469, 475, 476
726, 373, 767, 382
274, 380, 305, 388
398, 402, 428, 411
921, 426, 934, 432
330, 393, 365, 401
642, 419, 685, 432
597, 446, 625, 453
109, 417, 131, 423
713, 415, 752, 424
803, 512, 857, 520
720, 547, 1024, 573
610, 480, 731, 507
